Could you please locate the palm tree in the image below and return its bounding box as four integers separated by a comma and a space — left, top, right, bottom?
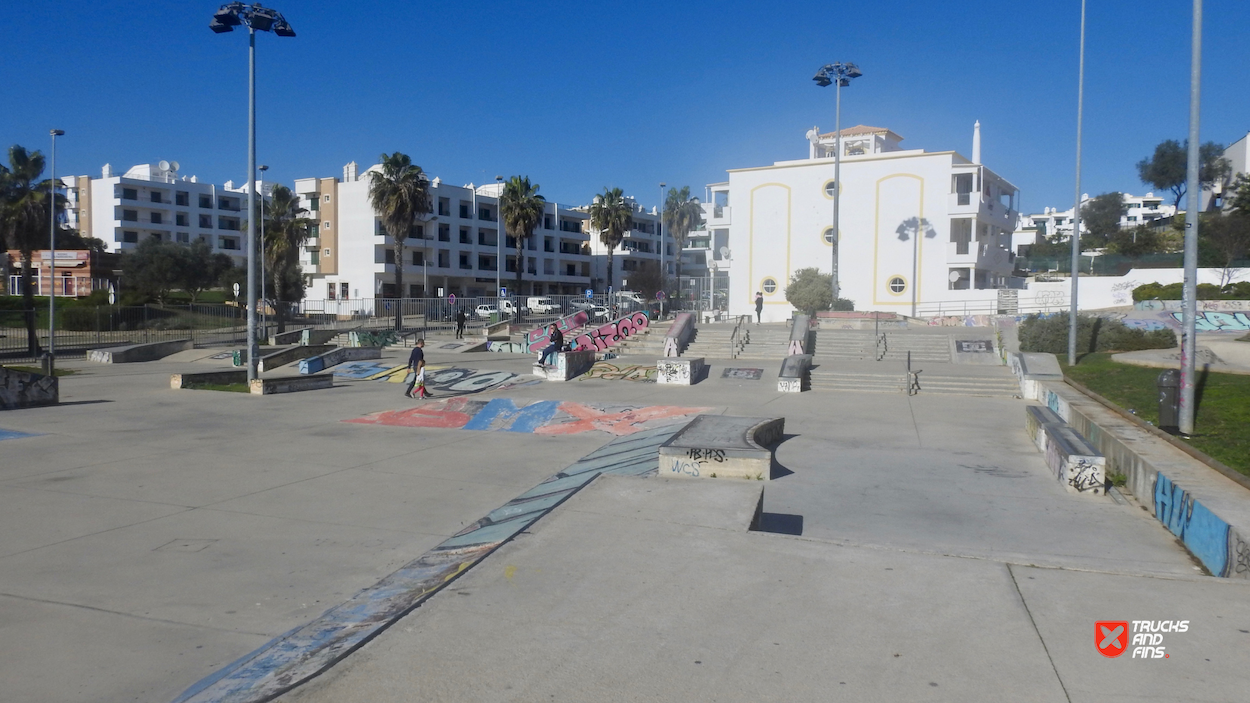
662, 186, 703, 292
368, 152, 432, 330
499, 176, 545, 319
1, 146, 61, 356
264, 184, 314, 333
587, 187, 632, 295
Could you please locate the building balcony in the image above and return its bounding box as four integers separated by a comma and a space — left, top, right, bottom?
707, 205, 731, 226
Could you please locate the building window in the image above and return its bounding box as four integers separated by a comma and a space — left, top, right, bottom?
761, 277, 777, 295
384, 249, 395, 264
176, 213, 188, 226
323, 221, 331, 230
887, 275, 907, 295
460, 227, 471, 244
413, 251, 424, 266
122, 230, 139, 243
438, 198, 450, 217
340, 283, 350, 300
151, 212, 163, 224
221, 238, 239, 250
822, 180, 838, 199
151, 191, 163, 203
438, 223, 450, 241
323, 248, 331, 258
200, 214, 213, 228
122, 209, 138, 222
122, 187, 137, 200
176, 191, 189, 206
176, 232, 189, 243
327, 282, 336, 300
323, 194, 331, 202
459, 253, 471, 270
822, 226, 836, 246
199, 195, 213, 209
309, 250, 319, 265
459, 202, 470, 219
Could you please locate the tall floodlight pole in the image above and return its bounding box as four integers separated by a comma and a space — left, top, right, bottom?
659, 182, 666, 317
495, 175, 503, 298
211, 2, 296, 382
48, 129, 65, 371
258, 164, 268, 337
813, 62, 862, 306
1068, 0, 1086, 366
1179, 0, 1203, 435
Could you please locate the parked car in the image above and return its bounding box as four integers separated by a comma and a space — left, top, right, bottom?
615, 290, 646, 305
498, 299, 523, 316
526, 296, 559, 314
568, 299, 597, 312
474, 304, 498, 320
590, 305, 612, 321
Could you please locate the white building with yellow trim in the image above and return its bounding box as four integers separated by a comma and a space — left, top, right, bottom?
720, 123, 1021, 321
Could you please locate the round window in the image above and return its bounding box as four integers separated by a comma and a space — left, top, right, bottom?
822, 227, 837, 245
762, 278, 778, 295
823, 180, 837, 198
888, 276, 907, 295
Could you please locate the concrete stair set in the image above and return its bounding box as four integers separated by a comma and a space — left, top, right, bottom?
811, 330, 951, 363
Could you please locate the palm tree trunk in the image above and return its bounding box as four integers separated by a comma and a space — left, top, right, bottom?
515, 236, 524, 322
393, 236, 404, 331
20, 251, 39, 356
606, 249, 614, 299
273, 269, 286, 334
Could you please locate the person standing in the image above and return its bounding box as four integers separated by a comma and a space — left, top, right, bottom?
754, 292, 764, 324
539, 324, 563, 367
455, 309, 467, 339
404, 339, 429, 399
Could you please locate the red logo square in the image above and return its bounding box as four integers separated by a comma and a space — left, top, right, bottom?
1096, 621, 1129, 658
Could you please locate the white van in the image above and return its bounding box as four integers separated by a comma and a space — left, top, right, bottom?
615, 291, 645, 304
498, 299, 522, 315
526, 296, 558, 314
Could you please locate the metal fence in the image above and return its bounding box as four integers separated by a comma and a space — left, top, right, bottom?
0, 303, 247, 363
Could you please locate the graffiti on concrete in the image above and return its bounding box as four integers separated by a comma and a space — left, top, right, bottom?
347, 398, 710, 436
1236, 537, 1250, 576
722, 367, 763, 380
1136, 299, 1250, 312
658, 361, 691, 384
1115, 310, 1250, 332
330, 362, 538, 393
486, 341, 528, 353
583, 361, 657, 382
1068, 458, 1103, 493
955, 340, 994, 353
1154, 472, 1233, 577
525, 310, 590, 353
1172, 311, 1250, 332
176, 421, 685, 703
571, 311, 649, 352
0, 428, 40, 440
0, 367, 58, 410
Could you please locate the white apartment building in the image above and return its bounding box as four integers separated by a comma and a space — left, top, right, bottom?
1016, 192, 1176, 253
294, 162, 594, 305
581, 197, 673, 293
64, 161, 260, 261
714, 122, 1021, 321
674, 185, 731, 308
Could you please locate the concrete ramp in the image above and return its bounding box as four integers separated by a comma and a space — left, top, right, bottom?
1, 367, 58, 410
88, 338, 193, 363
659, 414, 784, 481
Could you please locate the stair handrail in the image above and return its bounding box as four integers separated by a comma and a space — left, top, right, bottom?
729, 314, 750, 359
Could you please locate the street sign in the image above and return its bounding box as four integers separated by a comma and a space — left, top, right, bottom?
448, 293, 456, 304
233, 283, 240, 298
656, 290, 666, 300
499, 287, 507, 297
585, 289, 593, 299
108, 285, 116, 305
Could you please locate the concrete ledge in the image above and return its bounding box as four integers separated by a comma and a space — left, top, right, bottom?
269, 327, 313, 345
656, 357, 705, 385
1039, 380, 1250, 578
1008, 352, 1064, 399
788, 314, 812, 355
659, 415, 784, 481
777, 354, 812, 393
300, 329, 339, 346
1024, 404, 1065, 451
258, 345, 333, 373
0, 367, 58, 409
250, 373, 334, 395
298, 346, 381, 374
170, 370, 247, 389
88, 338, 192, 363
532, 350, 596, 381
1042, 423, 1106, 495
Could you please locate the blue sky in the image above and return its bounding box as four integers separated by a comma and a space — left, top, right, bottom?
3, 1, 1248, 214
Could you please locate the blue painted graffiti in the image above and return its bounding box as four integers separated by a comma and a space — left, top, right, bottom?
462, 399, 562, 432
1171, 311, 1250, 332
0, 428, 40, 441
1154, 472, 1232, 577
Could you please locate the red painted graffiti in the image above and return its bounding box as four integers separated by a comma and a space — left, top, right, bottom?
346, 397, 476, 429
526, 311, 591, 353
571, 312, 649, 352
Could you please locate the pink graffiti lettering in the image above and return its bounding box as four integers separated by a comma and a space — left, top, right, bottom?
572, 312, 649, 352
536, 401, 708, 436
525, 311, 590, 352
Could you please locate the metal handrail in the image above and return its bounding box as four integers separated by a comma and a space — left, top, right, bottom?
728, 314, 750, 359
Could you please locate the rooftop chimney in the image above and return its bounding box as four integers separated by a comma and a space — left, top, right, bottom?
972, 120, 982, 164
344, 161, 358, 182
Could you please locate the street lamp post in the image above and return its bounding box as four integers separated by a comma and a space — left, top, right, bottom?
48, 128, 64, 373
658, 182, 666, 317
813, 62, 862, 308
211, 2, 296, 382
1068, 0, 1087, 366
495, 175, 503, 300
258, 163, 268, 338
1179, 0, 1204, 435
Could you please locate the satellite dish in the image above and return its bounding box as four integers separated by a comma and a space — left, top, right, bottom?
719, 246, 730, 259
170, 161, 179, 172
949, 270, 963, 283
158, 160, 170, 171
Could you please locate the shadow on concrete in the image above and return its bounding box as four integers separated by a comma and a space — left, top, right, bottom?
53, 399, 114, 406
754, 512, 804, 535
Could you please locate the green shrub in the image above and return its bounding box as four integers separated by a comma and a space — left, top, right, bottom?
1018, 313, 1176, 354
1133, 281, 1250, 301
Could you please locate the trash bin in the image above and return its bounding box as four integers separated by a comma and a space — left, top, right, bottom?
232, 349, 243, 367
1157, 369, 1180, 432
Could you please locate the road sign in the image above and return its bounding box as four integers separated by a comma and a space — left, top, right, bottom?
656, 290, 666, 300
585, 289, 593, 298
233, 283, 240, 298
108, 285, 116, 305
448, 293, 456, 304
499, 287, 507, 297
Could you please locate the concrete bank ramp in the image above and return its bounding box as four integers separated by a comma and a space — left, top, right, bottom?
88, 338, 192, 363
659, 414, 784, 481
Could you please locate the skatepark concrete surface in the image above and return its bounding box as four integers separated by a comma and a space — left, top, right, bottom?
1112, 334, 1250, 375
1, 342, 1247, 702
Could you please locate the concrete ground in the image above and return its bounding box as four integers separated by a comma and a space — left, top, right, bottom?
1, 341, 1246, 702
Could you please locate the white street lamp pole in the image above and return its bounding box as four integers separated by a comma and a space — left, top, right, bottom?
813, 62, 862, 308
1179, 0, 1203, 435
48, 129, 64, 371
659, 182, 666, 317
258, 163, 267, 339
1068, 0, 1087, 366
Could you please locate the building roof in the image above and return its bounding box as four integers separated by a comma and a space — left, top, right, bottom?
818, 125, 904, 141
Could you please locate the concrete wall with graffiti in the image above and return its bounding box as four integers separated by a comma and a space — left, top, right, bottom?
348, 398, 711, 436
572, 311, 649, 352
1039, 381, 1250, 578
1104, 309, 1250, 333
525, 311, 590, 353
0, 367, 58, 410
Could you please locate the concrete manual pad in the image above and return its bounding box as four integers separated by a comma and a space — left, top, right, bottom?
278, 475, 1067, 703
